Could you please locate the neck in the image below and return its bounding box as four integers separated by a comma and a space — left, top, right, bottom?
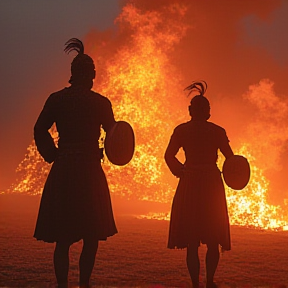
191, 116, 207, 121
71, 80, 93, 91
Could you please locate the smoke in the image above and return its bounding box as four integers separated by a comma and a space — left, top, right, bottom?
241, 79, 288, 202
241, 79, 288, 170
0, 0, 121, 191
87, 0, 288, 204
3, 0, 288, 228
3, 0, 288, 209
241, 0, 288, 67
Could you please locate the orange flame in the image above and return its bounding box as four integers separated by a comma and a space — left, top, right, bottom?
4, 3, 288, 231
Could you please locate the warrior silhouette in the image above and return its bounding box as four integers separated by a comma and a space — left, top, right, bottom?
33, 38, 117, 287
165, 81, 234, 288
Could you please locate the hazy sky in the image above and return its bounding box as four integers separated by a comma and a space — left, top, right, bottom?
1, 0, 288, 191
0, 0, 121, 189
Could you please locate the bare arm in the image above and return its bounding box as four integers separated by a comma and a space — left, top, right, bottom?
164, 129, 184, 178
221, 142, 234, 159
34, 95, 58, 163
219, 131, 234, 159
101, 98, 116, 134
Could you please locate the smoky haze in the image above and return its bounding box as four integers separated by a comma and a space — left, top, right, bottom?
89, 0, 288, 204
0, 0, 121, 190
1, 0, 288, 204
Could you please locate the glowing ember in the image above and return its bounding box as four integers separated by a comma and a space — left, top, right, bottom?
137, 145, 288, 231
4, 3, 288, 231
222, 146, 288, 230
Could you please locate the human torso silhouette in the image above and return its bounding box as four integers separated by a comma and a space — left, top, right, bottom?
34, 85, 117, 244
165, 81, 233, 287
171, 120, 229, 167
165, 118, 232, 251
33, 38, 118, 287
34, 86, 114, 159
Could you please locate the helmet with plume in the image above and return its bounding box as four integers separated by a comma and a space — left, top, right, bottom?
64, 38, 95, 84
185, 81, 210, 120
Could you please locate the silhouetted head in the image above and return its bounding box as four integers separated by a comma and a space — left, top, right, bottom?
64, 38, 95, 88
185, 81, 210, 120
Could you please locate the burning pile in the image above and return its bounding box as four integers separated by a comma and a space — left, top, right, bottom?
5, 3, 288, 230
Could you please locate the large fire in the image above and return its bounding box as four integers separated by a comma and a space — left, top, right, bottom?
3, 3, 288, 231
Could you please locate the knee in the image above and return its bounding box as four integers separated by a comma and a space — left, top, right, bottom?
55, 242, 71, 253
207, 243, 219, 255
187, 244, 199, 259
83, 239, 99, 253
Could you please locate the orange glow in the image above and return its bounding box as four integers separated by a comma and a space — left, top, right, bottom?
4, 3, 288, 231
137, 145, 288, 231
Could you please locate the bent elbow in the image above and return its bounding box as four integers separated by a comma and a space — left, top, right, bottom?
34, 123, 42, 139
164, 150, 168, 162
164, 150, 173, 165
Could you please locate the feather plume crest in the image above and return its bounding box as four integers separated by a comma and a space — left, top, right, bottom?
184, 81, 207, 96
64, 38, 84, 55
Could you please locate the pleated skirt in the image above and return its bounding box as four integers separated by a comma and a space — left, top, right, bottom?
34, 153, 117, 243
168, 166, 231, 250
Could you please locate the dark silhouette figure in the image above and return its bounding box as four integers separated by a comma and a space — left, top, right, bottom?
33, 38, 117, 288
165, 81, 234, 288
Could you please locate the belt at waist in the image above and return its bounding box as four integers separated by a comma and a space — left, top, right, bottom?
58, 142, 103, 157
184, 163, 218, 171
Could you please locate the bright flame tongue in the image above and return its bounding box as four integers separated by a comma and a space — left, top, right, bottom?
5, 3, 288, 231
220, 146, 287, 230
138, 145, 288, 231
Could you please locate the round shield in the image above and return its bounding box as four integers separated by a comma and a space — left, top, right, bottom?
104, 121, 135, 166
222, 155, 250, 190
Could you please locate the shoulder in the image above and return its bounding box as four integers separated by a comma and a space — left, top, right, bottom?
174, 121, 191, 132
171, 121, 192, 138
50, 87, 69, 98
48, 87, 70, 99
88, 91, 112, 107
206, 122, 226, 134
44, 88, 68, 106
207, 122, 229, 143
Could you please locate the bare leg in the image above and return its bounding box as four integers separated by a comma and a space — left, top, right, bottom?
79, 237, 99, 287
205, 243, 219, 287
187, 243, 200, 287
54, 242, 71, 287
